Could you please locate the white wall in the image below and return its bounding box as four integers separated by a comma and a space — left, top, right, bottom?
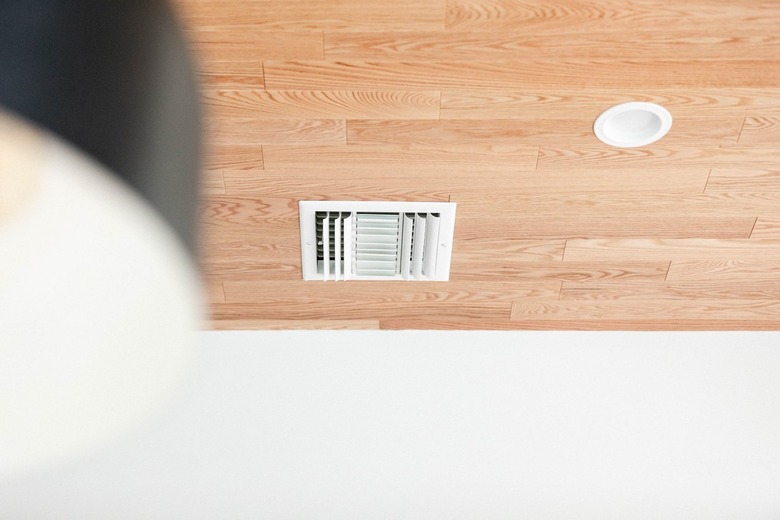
3, 331, 780, 519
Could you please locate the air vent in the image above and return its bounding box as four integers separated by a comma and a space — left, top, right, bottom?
299, 201, 456, 281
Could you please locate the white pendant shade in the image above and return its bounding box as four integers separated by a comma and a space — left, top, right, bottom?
0, 113, 202, 481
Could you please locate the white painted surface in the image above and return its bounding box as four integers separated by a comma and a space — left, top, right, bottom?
2, 331, 780, 519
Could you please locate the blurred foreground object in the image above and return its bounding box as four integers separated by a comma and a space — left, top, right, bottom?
0, 110, 202, 481
0, 0, 200, 249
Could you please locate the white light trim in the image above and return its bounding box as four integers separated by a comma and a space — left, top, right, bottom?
593, 102, 672, 148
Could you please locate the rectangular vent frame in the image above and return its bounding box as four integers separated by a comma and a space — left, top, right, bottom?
299, 201, 457, 281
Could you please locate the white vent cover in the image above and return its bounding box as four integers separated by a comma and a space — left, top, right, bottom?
299, 201, 456, 281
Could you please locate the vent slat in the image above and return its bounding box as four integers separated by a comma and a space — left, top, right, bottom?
343, 213, 352, 281
334, 213, 341, 280
400, 213, 413, 280
423, 213, 440, 278
412, 214, 426, 280
322, 211, 329, 281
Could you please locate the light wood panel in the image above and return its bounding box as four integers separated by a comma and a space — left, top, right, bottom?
445, 0, 780, 32
665, 260, 780, 282
181, 0, 780, 330
347, 118, 742, 147
175, 0, 446, 31
738, 116, 780, 144
326, 31, 780, 61
441, 89, 780, 119
187, 30, 324, 61
206, 118, 345, 145
207, 319, 381, 330
261, 144, 539, 172
563, 239, 780, 262
751, 218, 780, 240
202, 90, 441, 120
263, 60, 780, 90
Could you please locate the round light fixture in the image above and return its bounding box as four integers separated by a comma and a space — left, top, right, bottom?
593, 102, 672, 148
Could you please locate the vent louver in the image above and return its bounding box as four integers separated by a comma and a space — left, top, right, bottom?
300, 201, 456, 281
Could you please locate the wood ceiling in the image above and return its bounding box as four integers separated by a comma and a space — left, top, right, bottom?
176, 0, 780, 330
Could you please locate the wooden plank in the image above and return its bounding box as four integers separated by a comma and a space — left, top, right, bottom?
203, 145, 264, 170
559, 282, 780, 301
206, 118, 345, 145
223, 168, 708, 195
347, 118, 740, 147
201, 90, 441, 120
201, 170, 225, 195
510, 299, 780, 322
537, 146, 780, 171
449, 262, 669, 282
454, 239, 566, 263
326, 31, 780, 60
261, 144, 539, 172
751, 218, 780, 239
452, 191, 780, 219
187, 30, 323, 61
206, 319, 380, 330
379, 318, 780, 331
454, 216, 756, 239
175, 0, 445, 31
263, 60, 780, 90
222, 280, 561, 304
200, 196, 299, 225
563, 239, 780, 262
706, 169, 780, 191
445, 0, 780, 33
441, 89, 780, 120
738, 116, 780, 144
666, 260, 780, 282
209, 302, 510, 321
222, 170, 451, 200
195, 61, 264, 88
200, 237, 300, 267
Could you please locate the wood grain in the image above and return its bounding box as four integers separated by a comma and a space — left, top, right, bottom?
441, 89, 780, 119
183, 0, 780, 330
223, 170, 452, 201
445, 0, 780, 33
563, 239, 780, 262
206, 319, 380, 330
206, 118, 345, 145
537, 146, 780, 171
449, 262, 669, 282
379, 318, 780, 331
452, 191, 780, 219
559, 282, 780, 301
210, 302, 510, 321
455, 216, 756, 239
202, 90, 441, 120
264, 60, 780, 91
666, 260, 780, 282
326, 31, 780, 61
262, 144, 539, 172
706, 169, 780, 191
738, 116, 780, 144
203, 145, 264, 170
347, 118, 741, 147
510, 300, 780, 322
750, 218, 780, 239
175, 0, 446, 31
223, 280, 560, 305
187, 30, 323, 61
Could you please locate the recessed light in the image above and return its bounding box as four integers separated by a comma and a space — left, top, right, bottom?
593, 102, 672, 148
